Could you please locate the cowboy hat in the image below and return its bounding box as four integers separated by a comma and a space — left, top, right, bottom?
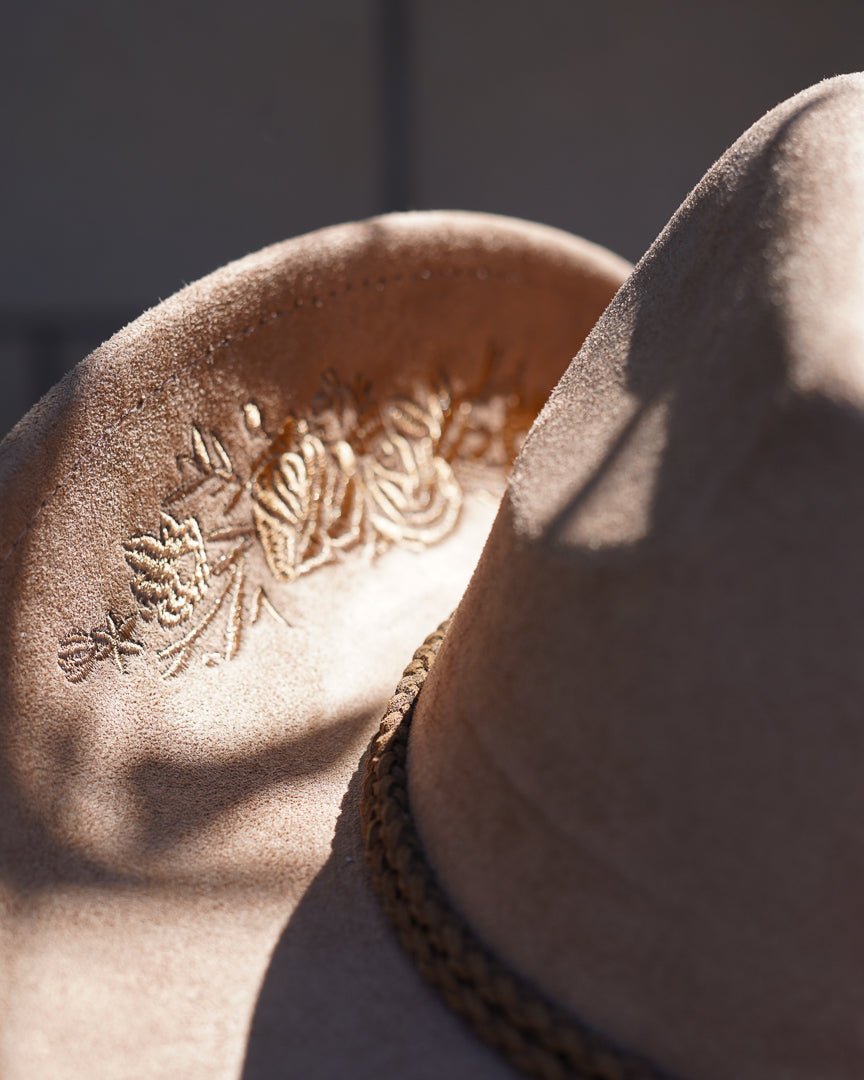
371, 73, 864, 1079
6, 66, 864, 1076
0, 210, 628, 1077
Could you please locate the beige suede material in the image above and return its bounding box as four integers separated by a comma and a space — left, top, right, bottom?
0, 211, 628, 1078
410, 76, 864, 1079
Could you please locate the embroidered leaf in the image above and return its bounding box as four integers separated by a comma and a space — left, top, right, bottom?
191, 426, 211, 471
211, 434, 233, 476
58, 628, 97, 682
250, 586, 291, 628
243, 401, 263, 434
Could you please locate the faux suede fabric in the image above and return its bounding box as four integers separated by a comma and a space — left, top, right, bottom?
410, 76, 864, 1079
0, 212, 628, 1078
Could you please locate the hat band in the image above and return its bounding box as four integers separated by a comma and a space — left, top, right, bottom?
362, 621, 676, 1080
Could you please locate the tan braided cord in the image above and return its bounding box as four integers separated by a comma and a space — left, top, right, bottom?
361, 619, 677, 1080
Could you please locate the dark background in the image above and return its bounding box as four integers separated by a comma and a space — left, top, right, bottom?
3, 0, 863, 435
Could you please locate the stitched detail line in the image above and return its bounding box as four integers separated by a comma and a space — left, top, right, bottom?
361, 620, 677, 1080
0, 265, 518, 567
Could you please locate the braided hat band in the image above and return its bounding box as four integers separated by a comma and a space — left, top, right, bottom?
361, 620, 677, 1080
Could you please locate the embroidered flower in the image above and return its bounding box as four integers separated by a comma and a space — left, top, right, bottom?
58, 611, 144, 681
359, 394, 462, 547
123, 512, 210, 626
90, 611, 145, 671
251, 417, 362, 582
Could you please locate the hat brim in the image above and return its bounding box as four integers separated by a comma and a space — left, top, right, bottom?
0, 211, 628, 1077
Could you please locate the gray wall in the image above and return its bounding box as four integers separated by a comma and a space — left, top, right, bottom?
3, 0, 863, 434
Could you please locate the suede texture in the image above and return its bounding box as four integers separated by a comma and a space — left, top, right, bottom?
0, 211, 628, 1078
410, 77, 864, 1080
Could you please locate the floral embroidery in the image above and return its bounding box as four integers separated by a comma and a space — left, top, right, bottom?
124, 513, 210, 626
58, 611, 145, 682
58, 366, 528, 681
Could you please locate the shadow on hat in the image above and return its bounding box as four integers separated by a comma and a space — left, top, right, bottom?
2, 72, 863, 1080
406, 74, 864, 1079
0, 210, 625, 1077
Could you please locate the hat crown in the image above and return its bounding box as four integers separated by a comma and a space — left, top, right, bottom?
409, 75, 864, 1079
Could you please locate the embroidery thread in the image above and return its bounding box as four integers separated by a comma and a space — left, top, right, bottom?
58, 611, 145, 683
58, 367, 528, 681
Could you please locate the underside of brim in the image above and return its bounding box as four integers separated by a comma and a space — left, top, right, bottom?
0, 211, 627, 1078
